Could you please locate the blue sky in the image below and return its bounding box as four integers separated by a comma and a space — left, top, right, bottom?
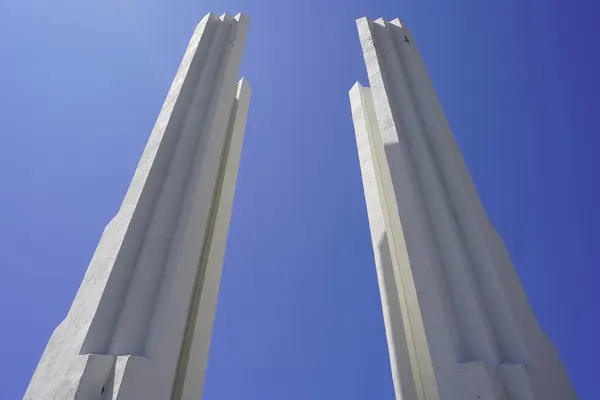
1, 0, 598, 398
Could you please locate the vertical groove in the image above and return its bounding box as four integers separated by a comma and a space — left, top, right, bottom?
142, 13, 248, 398
358, 17, 462, 397
171, 77, 250, 400
372, 19, 498, 362
106, 15, 235, 356
396, 23, 529, 363
170, 95, 238, 400
143, 13, 237, 353
383, 20, 500, 363
366, 19, 463, 360
368, 105, 429, 400
81, 14, 222, 355
351, 83, 423, 399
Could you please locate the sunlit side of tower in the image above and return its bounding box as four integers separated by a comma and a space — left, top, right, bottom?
350, 16, 576, 400
26, 12, 250, 400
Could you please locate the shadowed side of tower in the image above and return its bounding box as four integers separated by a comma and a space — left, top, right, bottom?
350, 16, 577, 400
25, 12, 250, 400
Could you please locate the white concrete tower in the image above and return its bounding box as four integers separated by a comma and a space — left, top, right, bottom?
26, 12, 250, 400
349, 17, 576, 400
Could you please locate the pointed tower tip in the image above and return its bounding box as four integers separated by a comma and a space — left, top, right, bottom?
349, 81, 369, 98
390, 18, 404, 28
236, 77, 252, 100
199, 12, 214, 24
233, 12, 250, 28
237, 77, 251, 94
234, 12, 249, 23
373, 17, 387, 27
351, 81, 364, 91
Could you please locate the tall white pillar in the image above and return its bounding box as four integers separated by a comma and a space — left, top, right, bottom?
350, 16, 576, 400
26, 12, 250, 400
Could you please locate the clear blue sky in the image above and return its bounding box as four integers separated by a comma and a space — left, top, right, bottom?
1, 0, 598, 398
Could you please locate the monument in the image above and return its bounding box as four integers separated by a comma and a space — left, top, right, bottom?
25, 12, 249, 399
349, 17, 576, 399
26, 11, 577, 400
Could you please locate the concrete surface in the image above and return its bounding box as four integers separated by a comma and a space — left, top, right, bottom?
25, 12, 250, 400
350, 16, 576, 400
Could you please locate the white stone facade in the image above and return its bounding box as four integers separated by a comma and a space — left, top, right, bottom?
350, 16, 576, 400
26, 12, 250, 400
